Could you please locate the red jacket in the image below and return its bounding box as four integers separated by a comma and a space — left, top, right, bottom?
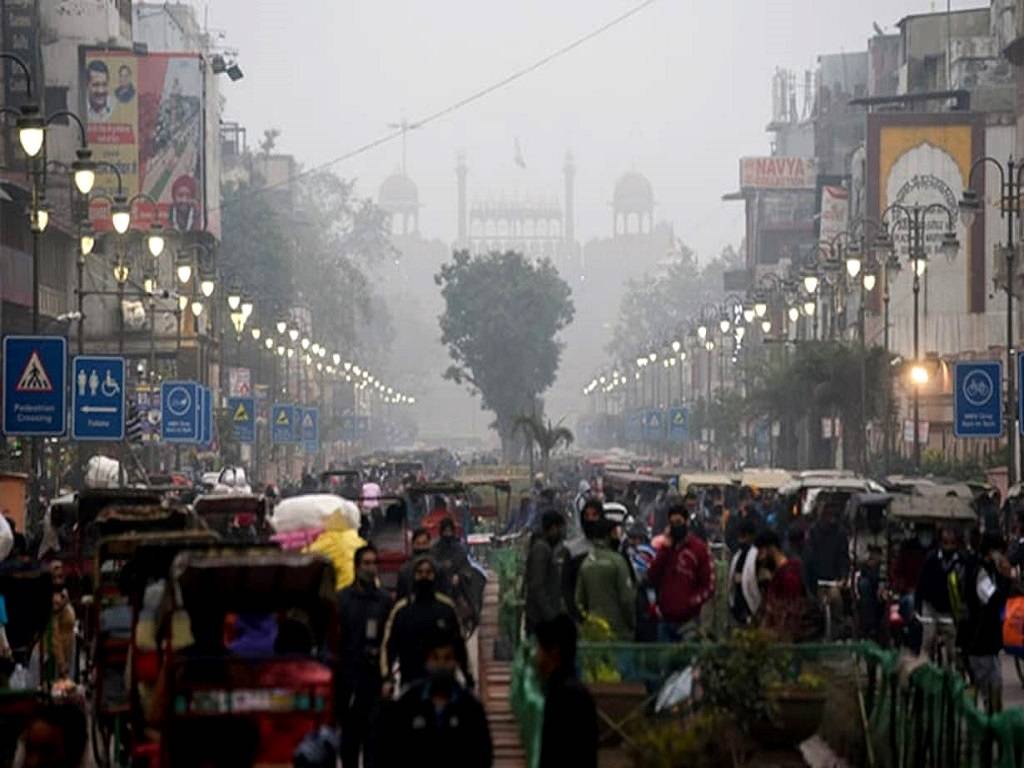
648, 534, 714, 623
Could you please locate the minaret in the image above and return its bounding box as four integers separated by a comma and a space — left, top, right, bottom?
456, 152, 468, 248
563, 151, 575, 245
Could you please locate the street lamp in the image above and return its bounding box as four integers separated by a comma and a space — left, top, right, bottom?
227, 289, 242, 312
240, 297, 254, 320
80, 230, 95, 256
199, 275, 215, 298
754, 299, 768, 318
147, 222, 165, 257
802, 271, 819, 295
863, 272, 877, 292
191, 300, 204, 317
910, 364, 929, 386
962, 156, 1023, 482
251, 327, 262, 341
879, 201, 959, 472
761, 319, 772, 334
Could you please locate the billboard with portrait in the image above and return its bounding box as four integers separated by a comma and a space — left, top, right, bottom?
80, 48, 206, 234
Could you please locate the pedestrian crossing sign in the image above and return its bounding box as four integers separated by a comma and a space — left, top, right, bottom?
234, 402, 250, 422
16, 351, 53, 392
276, 408, 290, 426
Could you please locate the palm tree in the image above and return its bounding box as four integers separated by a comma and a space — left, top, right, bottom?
513, 413, 575, 478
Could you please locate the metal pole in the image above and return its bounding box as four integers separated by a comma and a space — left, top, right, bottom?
1007, 160, 1017, 486
883, 265, 892, 473
913, 210, 922, 472
859, 281, 867, 473
175, 307, 182, 471
117, 276, 126, 487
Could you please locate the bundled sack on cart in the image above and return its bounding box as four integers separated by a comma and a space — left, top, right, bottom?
271, 495, 365, 590
1003, 595, 1024, 655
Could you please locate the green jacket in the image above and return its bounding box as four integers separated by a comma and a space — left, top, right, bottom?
575, 541, 636, 639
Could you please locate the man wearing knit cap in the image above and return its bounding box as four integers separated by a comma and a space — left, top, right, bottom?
380, 553, 472, 697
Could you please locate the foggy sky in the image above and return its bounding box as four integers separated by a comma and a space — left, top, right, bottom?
207, 0, 984, 262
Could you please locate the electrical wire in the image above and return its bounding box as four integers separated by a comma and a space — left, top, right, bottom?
209, 0, 660, 214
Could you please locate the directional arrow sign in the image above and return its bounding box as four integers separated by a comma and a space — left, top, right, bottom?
72, 355, 126, 442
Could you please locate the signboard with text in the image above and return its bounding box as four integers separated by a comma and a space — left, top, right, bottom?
3, 336, 67, 436
740, 156, 817, 189
955, 361, 1002, 438
71, 356, 125, 441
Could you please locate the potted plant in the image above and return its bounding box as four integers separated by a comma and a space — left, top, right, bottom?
696, 629, 826, 751
579, 616, 647, 746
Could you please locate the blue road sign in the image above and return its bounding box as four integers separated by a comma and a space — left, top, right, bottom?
228, 396, 255, 443
954, 361, 1002, 438
625, 410, 642, 442
161, 381, 200, 442
356, 415, 370, 436
3, 336, 67, 436
272, 403, 297, 444
341, 414, 357, 441
71, 356, 125, 441
642, 409, 665, 440
199, 386, 212, 445
301, 407, 319, 454
668, 407, 688, 444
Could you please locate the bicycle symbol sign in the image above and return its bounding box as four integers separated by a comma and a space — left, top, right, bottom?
961, 369, 993, 407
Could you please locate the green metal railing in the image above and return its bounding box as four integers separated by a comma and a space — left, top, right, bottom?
509, 640, 1024, 768
489, 543, 526, 654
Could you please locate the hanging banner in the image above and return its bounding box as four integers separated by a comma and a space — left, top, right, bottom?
818, 185, 849, 245
80, 48, 208, 234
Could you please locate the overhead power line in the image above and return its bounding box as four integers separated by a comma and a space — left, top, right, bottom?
210, 0, 660, 215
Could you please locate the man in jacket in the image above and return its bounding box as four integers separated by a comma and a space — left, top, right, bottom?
525, 510, 567, 634
380, 554, 472, 694
804, 503, 850, 634
396, 528, 449, 599
376, 626, 492, 768
336, 545, 392, 768
964, 532, 1013, 712
535, 615, 597, 768
727, 518, 760, 626
648, 500, 714, 641
575, 517, 636, 639
915, 526, 962, 664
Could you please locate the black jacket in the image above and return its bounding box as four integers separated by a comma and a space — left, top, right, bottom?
380, 590, 470, 688
915, 550, 960, 614
525, 535, 565, 632
964, 557, 1010, 656
804, 522, 850, 584
376, 678, 492, 768
336, 582, 392, 687
540, 670, 597, 768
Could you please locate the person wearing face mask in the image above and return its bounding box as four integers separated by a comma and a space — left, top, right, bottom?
525, 511, 567, 635
575, 512, 636, 640
914, 526, 962, 665
380, 554, 472, 696
754, 529, 807, 641
431, 517, 472, 594
336, 545, 392, 768
396, 528, 449, 600
647, 498, 714, 642
376, 628, 492, 768
561, 498, 604, 623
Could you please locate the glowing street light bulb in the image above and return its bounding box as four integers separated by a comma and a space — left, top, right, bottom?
910, 364, 929, 385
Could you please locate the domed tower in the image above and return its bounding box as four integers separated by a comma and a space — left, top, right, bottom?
612, 171, 654, 236
378, 172, 420, 236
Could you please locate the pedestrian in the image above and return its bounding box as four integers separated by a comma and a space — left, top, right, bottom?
963, 532, 1013, 712
16, 701, 87, 768
562, 498, 604, 622
525, 510, 567, 634
727, 517, 760, 626
431, 517, 472, 595
575, 513, 636, 640
381, 554, 472, 694
804, 502, 850, 634
337, 544, 392, 768
535, 615, 597, 768
915, 526, 962, 665
855, 545, 885, 643
755, 529, 807, 641
724, 487, 763, 552
376, 627, 492, 768
647, 497, 714, 641
396, 527, 448, 599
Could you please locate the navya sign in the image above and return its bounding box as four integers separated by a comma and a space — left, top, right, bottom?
739, 156, 817, 189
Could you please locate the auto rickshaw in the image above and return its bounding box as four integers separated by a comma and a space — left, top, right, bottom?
157, 549, 337, 767
192, 494, 271, 542
89, 530, 221, 768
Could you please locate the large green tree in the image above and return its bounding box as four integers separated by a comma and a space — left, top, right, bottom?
437, 250, 574, 456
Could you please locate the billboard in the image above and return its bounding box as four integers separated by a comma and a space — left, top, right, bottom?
80, 49, 206, 234
818, 185, 849, 246
867, 113, 984, 315
740, 157, 817, 189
